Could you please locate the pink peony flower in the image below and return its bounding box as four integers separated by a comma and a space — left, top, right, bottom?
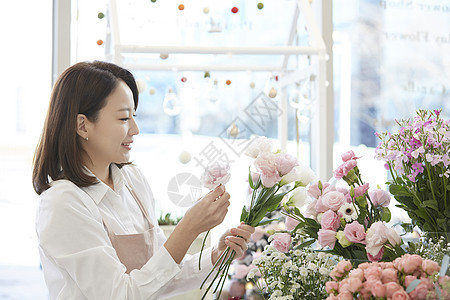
270, 233, 291, 253
336, 291, 353, 300
422, 259, 440, 275
381, 268, 398, 283
325, 281, 339, 294
344, 221, 366, 244
346, 277, 363, 293
321, 191, 347, 211
321, 210, 341, 231
400, 254, 423, 274
318, 229, 337, 249
385, 282, 403, 298
365, 221, 389, 256
371, 281, 387, 298
275, 153, 298, 176
335, 260, 352, 274
348, 268, 365, 281
391, 289, 409, 300
341, 150, 357, 162
284, 215, 300, 231
200, 162, 231, 189
368, 189, 391, 207
409, 281, 431, 300
364, 265, 382, 279
254, 152, 281, 188
245, 136, 272, 158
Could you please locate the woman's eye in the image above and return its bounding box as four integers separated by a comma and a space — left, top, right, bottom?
120, 118, 129, 121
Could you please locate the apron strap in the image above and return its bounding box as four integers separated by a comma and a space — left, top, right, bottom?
125, 184, 154, 230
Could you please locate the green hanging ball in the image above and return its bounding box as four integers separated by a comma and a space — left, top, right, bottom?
97, 12, 105, 19
257, 3, 264, 9
204, 71, 211, 78
151, 0, 157, 2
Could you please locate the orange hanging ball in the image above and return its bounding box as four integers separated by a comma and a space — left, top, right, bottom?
97, 39, 103, 46
226, 80, 231, 85
178, 4, 184, 10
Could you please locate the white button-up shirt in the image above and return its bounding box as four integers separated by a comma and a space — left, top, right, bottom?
36, 164, 213, 299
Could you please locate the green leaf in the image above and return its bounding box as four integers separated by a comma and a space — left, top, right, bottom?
400, 223, 414, 233
296, 239, 316, 249
421, 200, 439, 212
248, 168, 254, 190
446, 185, 450, 191
256, 218, 280, 227
381, 207, 391, 222
356, 196, 368, 207
240, 206, 248, 223
389, 184, 412, 197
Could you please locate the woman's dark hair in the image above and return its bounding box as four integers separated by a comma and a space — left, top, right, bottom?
32, 61, 139, 195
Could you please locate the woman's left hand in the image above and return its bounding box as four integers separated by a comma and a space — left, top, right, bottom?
212, 222, 255, 264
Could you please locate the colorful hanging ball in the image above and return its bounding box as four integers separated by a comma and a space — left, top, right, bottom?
149, 87, 156, 95
231, 7, 238, 13
204, 71, 211, 78
203, 7, 210, 14
178, 4, 185, 10
228, 123, 239, 138
97, 39, 103, 46
226, 80, 231, 85
257, 3, 264, 9
151, 0, 157, 2
249, 82, 255, 89
97, 12, 105, 19
181, 77, 187, 82
160, 53, 169, 59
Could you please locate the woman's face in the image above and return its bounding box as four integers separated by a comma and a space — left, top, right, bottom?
83, 80, 139, 169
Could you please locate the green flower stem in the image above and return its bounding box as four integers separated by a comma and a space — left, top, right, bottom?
214, 251, 235, 299
425, 163, 437, 205
198, 229, 210, 270
200, 246, 230, 290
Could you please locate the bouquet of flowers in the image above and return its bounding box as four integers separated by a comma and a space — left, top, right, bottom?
248, 232, 336, 299
375, 109, 450, 242
325, 254, 450, 299
284, 150, 404, 262
199, 136, 316, 299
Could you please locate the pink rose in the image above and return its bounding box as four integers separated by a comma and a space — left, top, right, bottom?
321, 191, 347, 211
254, 152, 281, 188
354, 183, 370, 198
364, 265, 382, 279
365, 221, 389, 256
368, 189, 391, 207
404, 275, 417, 288
275, 153, 298, 176
385, 282, 403, 298
381, 268, 398, 283
321, 210, 341, 231
347, 277, 362, 293
335, 260, 352, 274
325, 281, 339, 294
391, 289, 409, 300
402, 254, 423, 274
200, 162, 231, 189
270, 233, 291, 253
367, 247, 384, 262
341, 150, 356, 162
318, 229, 337, 249
285, 216, 300, 231
371, 281, 387, 298
344, 221, 367, 244
422, 259, 440, 275
409, 281, 431, 300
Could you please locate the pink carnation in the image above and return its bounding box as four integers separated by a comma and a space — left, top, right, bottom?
341, 150, 357, 162
254, 152, 281, 188
200, 162, 231, 189
275, 153, 298, 176
270, 233, 291, 253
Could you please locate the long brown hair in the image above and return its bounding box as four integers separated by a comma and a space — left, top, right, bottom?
32, 61, 139, 195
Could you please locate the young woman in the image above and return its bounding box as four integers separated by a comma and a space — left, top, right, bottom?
32, 61, 254, 299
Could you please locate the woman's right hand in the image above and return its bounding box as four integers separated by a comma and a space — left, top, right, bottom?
180, 184, 230, 235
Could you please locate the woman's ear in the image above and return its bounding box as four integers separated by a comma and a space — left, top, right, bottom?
76, 114, 89, 140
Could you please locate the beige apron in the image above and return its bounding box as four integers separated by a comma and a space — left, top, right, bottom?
102, 185, 157, 274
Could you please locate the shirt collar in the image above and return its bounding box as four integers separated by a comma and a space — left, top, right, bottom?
82, 164, 126, 205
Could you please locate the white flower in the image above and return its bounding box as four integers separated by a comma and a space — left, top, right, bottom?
245, 136, 273, 158
319, 267, 329, 275
338, 203, 359, 222
307, 262, 317, 271
286, 188, 308, 208
280, 164, 316, 187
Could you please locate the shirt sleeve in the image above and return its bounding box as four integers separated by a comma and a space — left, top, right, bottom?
37, 180, 184, 300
